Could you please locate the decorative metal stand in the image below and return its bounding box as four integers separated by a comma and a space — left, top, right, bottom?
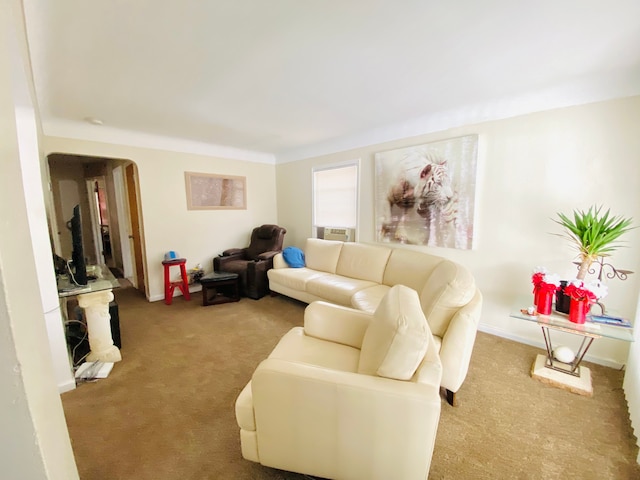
592, 258, 633, 282
573, 259, 634, 314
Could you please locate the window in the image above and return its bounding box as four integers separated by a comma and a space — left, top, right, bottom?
312, 161, 359, 237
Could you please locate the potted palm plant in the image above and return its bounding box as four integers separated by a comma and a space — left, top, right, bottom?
554, 205, 633, 280
553, 205, 632, 315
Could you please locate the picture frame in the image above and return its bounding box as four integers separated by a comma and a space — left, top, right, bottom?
185, 172, 247, 210
374, 135, 478, 249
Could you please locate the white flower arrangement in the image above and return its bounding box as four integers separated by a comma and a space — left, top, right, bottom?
565, 279, 608, 302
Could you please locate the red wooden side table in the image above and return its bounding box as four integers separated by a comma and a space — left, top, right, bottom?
162, 258, 191, 305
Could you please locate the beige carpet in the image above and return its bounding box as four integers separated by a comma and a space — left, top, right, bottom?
61, 286, 640, 479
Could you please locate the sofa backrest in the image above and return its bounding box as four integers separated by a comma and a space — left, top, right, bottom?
303, 239, 476, 338
336, 243, 392, 283
382, 248, 440, 291
383, 248, 476, 337
419, 260, 476, 337
304, 238, 343, 273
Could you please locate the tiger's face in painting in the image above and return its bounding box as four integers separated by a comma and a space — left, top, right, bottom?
415, 161, 454, 217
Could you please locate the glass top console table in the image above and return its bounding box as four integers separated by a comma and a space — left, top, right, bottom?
57, 265, 122, 364
510, 299, 634, 396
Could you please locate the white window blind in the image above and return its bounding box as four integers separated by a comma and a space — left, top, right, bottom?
313, 163, 358, 228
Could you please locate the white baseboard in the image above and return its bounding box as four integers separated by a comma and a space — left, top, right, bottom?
58, 378, 76, 394
149, 284, 202, 303
478, 323, 625, 370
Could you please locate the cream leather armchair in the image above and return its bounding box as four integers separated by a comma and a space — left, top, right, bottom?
235, 285, 443, 480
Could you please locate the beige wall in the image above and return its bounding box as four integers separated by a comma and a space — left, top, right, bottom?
276, 96, 640, 367
1, 0, 79, 477
40, 98, 640, 367
43, 136, 279, 301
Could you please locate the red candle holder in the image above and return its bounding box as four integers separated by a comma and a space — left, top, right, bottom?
569, 298, 591, 324
536, 289, 553, 315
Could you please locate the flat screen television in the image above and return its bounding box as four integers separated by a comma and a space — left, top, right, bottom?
67, 204, 88, 286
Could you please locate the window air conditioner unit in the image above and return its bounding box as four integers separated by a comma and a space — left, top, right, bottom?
320, 227, 352, 242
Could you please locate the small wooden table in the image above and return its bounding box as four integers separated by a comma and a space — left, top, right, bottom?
200, 272, 240, 306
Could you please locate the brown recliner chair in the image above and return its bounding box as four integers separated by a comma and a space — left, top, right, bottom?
214, 224, 286, 299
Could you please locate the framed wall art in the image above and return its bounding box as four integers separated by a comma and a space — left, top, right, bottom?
374, 134, 478, 249
185, 172, 246, 210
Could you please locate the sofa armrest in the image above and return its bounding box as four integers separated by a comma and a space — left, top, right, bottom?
438, 288, 483, 393
256, 250, 279, 262
253, 358, 441, 404
272, 252, 287, 269
414, 329, 443, 387
251, 358, 441, 479
304, 301, 372, 349
222, 247, 246, 257
214, 248, 247, 271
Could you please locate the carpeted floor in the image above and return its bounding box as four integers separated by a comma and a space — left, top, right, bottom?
61, 286, 640, 479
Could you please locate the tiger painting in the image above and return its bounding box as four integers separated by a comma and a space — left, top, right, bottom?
380, 155, 459, 247
414, 159, 458, 248
376, 135, 477, 250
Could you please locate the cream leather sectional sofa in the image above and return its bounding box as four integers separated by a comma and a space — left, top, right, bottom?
267, 238, 483, 404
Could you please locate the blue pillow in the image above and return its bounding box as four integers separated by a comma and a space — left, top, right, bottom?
282, 246, 305, 268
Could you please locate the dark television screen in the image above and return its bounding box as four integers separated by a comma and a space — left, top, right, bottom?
67, 204, 88, 285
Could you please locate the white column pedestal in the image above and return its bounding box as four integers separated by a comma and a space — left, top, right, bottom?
77, 289, 122, 363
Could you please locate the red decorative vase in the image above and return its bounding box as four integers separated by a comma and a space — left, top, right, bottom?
533, 286, 540, 307
536, 289, 553, 315
569, 298, 591, 324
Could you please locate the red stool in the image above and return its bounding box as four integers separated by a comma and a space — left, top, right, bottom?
162, 258, 191, 305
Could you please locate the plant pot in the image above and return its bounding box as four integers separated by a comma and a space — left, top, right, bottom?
536, 289, 554, 315
555, 281, 571, 314
569, 298, 591, 324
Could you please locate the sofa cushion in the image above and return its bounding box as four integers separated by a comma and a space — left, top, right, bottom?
269, 326, 360, 373
268, 267, 330, 291
304, 238, 343, 273
336, 243, 392, 283
358, 285, 431, 380
282, 246, 305, 268
306, 274, 377, 307
351, 284, 391, 313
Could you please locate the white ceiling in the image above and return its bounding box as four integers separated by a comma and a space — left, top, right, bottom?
23, 1, 640, 162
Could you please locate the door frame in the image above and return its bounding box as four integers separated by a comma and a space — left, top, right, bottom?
125, 163, 146, 295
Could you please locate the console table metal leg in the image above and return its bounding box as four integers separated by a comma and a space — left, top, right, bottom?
541, 326, 554, 366
539, 326, 595, 377
571, 336, 595, 374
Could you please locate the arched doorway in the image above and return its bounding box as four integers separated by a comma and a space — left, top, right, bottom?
47, 153, 146, 295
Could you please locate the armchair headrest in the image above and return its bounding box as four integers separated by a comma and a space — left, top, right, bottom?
255, 224, 282, 239
247, 224, 286, 260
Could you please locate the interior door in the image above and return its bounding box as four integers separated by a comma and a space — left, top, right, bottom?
86, 178, 105, 265
126, 163, 145, 295
113, 165, 134, 279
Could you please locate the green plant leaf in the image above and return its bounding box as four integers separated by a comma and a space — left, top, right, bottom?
553, 205, 634, 261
